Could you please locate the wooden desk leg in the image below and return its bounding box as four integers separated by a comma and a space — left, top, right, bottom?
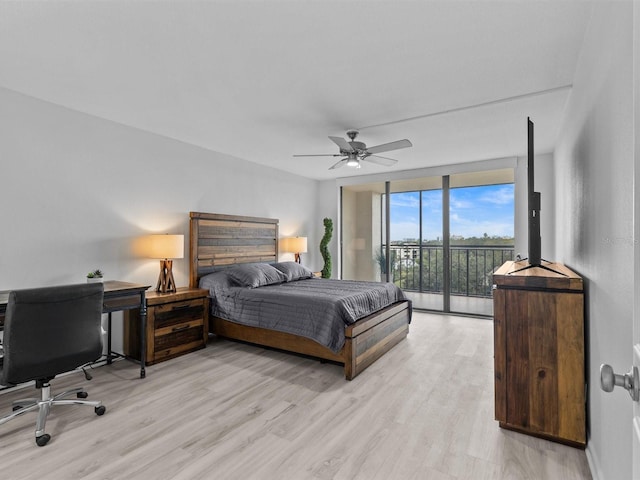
139, 291, 147, 378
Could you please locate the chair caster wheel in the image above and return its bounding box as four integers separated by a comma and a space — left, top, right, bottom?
36, 434, 51, 447
77, 391, 88, 399
95, 405, 106, 416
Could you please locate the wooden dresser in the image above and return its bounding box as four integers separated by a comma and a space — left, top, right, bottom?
124, 287, 209, 365
492, 261, 586, 448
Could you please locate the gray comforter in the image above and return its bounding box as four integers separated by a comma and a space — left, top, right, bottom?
201, 277, 408, 353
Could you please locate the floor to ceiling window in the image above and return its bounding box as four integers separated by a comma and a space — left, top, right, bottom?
341, 168, 514, 317
388, 177, 444, 311
448, 170, 515, 315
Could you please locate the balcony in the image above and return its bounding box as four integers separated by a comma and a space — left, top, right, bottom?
385, 244, 514, 315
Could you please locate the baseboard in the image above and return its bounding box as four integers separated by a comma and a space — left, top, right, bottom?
585, 441, 601, 480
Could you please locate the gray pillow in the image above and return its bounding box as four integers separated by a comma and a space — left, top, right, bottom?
273, 261, 315, 282
225, 263, 287, 288
199, 270, 236, 292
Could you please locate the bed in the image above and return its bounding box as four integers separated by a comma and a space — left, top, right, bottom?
189, 211, 411, 380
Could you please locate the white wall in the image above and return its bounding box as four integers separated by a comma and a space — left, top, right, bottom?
635, 1, 640, 475
554, 2, 635, 479
0, 87, 322, 348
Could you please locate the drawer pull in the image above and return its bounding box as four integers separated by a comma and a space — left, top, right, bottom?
171, 325, 190, 333
171, 305, 191, 311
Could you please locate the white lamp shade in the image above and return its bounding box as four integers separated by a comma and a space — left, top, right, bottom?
146, 234, 184, 259
282, 236, 307, 254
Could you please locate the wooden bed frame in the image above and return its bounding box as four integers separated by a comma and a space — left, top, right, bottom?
189, 211, 411, 380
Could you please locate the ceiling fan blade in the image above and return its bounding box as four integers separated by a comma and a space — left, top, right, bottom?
362, 155, 398, 166
328, 136, 355, 153
329, 158, 348, 169
293, 154, 343, 157
366, 139, 412, 155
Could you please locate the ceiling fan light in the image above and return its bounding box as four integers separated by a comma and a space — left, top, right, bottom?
346, 157, 359, 167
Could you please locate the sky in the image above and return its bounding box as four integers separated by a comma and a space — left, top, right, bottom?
389, 184, 514, 242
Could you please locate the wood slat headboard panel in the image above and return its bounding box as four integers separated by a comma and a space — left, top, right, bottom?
189, 212, 279, 288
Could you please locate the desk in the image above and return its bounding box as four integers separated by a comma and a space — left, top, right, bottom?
0, 281, 150, 378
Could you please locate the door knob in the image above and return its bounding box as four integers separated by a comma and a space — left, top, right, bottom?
600, 364, 639, 401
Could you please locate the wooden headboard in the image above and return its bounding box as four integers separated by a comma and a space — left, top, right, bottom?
189, 212, 279, 288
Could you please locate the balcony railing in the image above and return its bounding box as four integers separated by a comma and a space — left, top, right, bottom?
387, 244, 514, 298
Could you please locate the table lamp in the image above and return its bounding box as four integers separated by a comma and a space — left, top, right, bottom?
147, 234, 184, 293
282, 236, 307, 264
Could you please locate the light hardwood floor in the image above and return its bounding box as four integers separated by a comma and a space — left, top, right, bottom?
0, 312, 592, 479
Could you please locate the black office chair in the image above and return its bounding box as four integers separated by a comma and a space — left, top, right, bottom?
0, 283, 106, 446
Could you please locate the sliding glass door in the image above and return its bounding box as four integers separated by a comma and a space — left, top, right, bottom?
448, 171, 515, 315
341, 168, 514, 317
388, 177, 444, 310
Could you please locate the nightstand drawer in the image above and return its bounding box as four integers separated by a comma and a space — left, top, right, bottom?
155, 318, 203, 337
154, 321, 205, 362
154, 299, 205, 329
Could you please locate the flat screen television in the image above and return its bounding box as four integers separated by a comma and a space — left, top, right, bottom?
527, 117, 542, 266
512, 117, 564, 275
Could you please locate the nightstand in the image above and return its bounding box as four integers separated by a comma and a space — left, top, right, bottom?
124, 287, 209, 365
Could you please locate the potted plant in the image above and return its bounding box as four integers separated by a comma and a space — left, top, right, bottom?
86, 269, 104, 283
375, 248, 394, 282
320, 218, 333, 278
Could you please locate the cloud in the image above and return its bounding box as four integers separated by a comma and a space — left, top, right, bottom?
450, 199, 474, 209
390, 192, 419, 208
421, 192, 442, 209
478, 186, 514, 205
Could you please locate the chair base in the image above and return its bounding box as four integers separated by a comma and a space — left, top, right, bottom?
0, 382, 105, 446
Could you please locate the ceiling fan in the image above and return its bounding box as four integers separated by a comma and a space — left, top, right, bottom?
294, 130, 412, 169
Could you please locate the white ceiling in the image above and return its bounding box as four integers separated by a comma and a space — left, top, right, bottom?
0, 1, 593, 181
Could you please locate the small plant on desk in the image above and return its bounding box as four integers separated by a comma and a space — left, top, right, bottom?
87, 269, 104, 283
